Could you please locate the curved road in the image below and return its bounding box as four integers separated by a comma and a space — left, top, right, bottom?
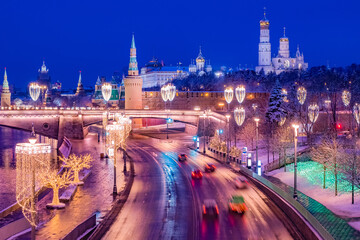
103, 135, 297, 240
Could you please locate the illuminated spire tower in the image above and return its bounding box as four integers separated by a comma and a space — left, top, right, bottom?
258, 9, 271, 66
75, 71, 85, 96
278, 27, 290, 58
124, 33, 143, 110
1, 68, 11, 107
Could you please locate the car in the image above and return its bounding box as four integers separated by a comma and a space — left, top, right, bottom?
204, 163, 216, 173
202, 199, 219, 218
234, 176, 248, 189
228, 195, 247, 214
191, 169, 203, 179
178, 154, 188, 162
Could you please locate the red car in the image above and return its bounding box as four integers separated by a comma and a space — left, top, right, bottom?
204, 164, 216, 173
191, 169, 203, 179
203, 199, 219, 218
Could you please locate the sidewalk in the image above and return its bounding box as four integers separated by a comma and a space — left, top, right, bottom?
35, 132, 130, 239
199, 145, 360, 240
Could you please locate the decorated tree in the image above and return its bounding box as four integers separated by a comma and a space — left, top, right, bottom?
265, 79, 287, 125
209, 130, 222, 151
61, 154, 93, 185
40, 169, 72, 208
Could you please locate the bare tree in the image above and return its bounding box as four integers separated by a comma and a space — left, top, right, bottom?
311, 133, 342, 195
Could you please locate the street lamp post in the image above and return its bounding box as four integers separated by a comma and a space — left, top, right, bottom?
102, 82, 112, 158
292, 124, 300, 199
254, 118, 260, 170
16, 128, 51, 240
203, 112, 207, 154
106, 115, 132, 195
226, 114, 230, 163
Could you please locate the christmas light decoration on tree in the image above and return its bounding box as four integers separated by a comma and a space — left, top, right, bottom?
60, 154, 93, 185
297, 86, 307, 105
282, 88, 288, 102
308, 103, 320, 123
16, 128, 51, 238
224, 87, 233, 104
29, 83, 41, 102
342, 90, 351, 107
234, 107, 245, 126
235, 85, 246, 104
101, 82, 112, 102
279, 117, 286, 126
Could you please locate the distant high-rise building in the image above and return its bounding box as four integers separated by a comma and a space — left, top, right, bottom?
37, 61, 51, 89
255, 10, 308, 74
1, 68, 11, 107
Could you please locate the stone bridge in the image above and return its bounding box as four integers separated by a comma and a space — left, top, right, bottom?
0, 109, 227, 146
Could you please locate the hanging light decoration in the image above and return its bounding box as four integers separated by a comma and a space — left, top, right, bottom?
279, 117, 286, 126
353, 103, 360, 125
167, 84, 176, 102
324, 98, 331, 110
297, 86, 307, 105
29, 83, 41, 102
282, 88, 288, 102
308, 103, 320, 123
101, 82, 112, 102
161, 85, 169, 102
342, 90, 351, 107
235, 85, 246, 104
224, 87, 233, 104
234, 107, 245, 126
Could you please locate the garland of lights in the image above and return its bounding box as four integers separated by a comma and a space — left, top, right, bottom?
234, 107, 245, 126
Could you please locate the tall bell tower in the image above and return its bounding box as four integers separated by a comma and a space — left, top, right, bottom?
124, 34, 143, 110
1, 68, 11, 108
255, 8, 273, 74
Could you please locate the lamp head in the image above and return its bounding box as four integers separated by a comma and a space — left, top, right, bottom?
254, 117, 260, 122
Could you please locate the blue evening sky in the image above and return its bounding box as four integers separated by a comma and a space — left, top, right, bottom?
0, 0, 358, 89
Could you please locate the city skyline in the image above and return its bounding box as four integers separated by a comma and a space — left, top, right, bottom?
0, 0, 359, 88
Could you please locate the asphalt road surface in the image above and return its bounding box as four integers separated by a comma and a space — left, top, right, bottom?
103, 135, 295, 240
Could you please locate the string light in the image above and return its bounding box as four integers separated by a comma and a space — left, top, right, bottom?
342, 90, 351, 107
235, 85, 246, 104
308, 103, 319, 123
29, 83, 41, 102
101, 82, 112, 102
224, 87, 233, 104
353, 103, 360, 125
297, 86, 307, 105
234, 107, 245, 126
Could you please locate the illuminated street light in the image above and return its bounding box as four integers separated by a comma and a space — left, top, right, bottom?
225, 114, 230, 163
353, 103, 360, 125
235, 85, 246, 104
16, 128, 51, 240
161, 84, 176, 139
342, 90, 351, 107
308, 103, 319, 123
29, 83, 41, 102
234, 107, 245, 127
292, 124, 300, 199
297, 86, 307, 105
106, 116, 132, 195
254, 118, 260, 170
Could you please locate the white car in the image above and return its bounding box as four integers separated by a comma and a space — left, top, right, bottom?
234, 176, 248, 189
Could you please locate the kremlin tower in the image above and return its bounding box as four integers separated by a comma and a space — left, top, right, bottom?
124, 34, 143, 110
255, 9, 273, 74
1, 68, 11, 108
75, 71, 85, 96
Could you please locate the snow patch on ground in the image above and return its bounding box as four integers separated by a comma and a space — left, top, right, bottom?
267, 168, 360, 218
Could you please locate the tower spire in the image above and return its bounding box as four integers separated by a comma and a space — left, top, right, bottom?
78, 71, 82, 85
263, 7, 267, 20
2, 68, 9, 92
128, 33, 139, 76
283, 27, 286, 37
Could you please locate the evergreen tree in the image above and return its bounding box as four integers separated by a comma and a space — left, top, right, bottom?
265, 79, 287, 124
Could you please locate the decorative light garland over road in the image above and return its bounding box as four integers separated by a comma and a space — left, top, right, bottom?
29, 83, 41, 102
235, 85, 246, 104
308, 104, 320, 123
101, 82, 112, 102
234, 107, 245, 127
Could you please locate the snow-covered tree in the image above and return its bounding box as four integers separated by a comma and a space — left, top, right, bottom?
265, 79, 287, 125
61, 154, 93, 185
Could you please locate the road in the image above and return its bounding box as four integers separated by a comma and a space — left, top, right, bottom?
103, 133, 296, 240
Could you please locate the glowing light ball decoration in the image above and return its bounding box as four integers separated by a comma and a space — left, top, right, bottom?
161, 85, 169, 102
224, 87, 233, 104
308, 104, 320, 123
342, 90, 351, 107
167, 84, 176, 102
101, 82, 112, 102
297, 86, 307, 105
16, 138, 51, 228
353, 103, 360, 125
234, 107, 245, 126
29, 83, 41, 102
235, 85, 246, 104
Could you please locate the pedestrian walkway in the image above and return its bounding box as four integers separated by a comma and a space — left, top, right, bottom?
196, 145, 360, 240
265, 176, 360, 240
35, 132, 130, 239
